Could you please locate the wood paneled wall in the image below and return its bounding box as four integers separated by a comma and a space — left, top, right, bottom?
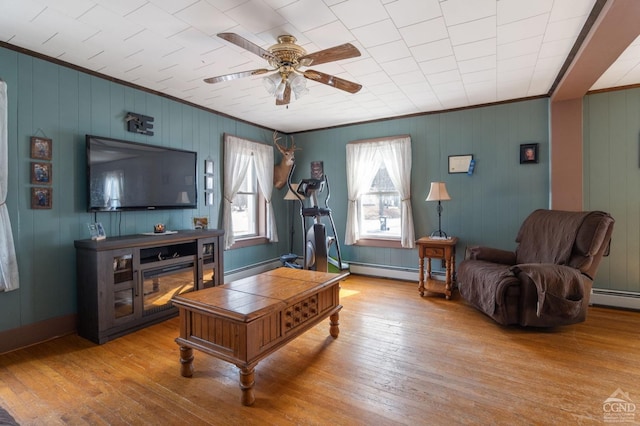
584, 88, 640, 293
291, 99, 550, 269
0, 46, 290, 334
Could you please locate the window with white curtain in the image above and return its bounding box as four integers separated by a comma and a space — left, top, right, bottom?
359, 163, 401, 239
0, 79, 20, 291
345, 135, 415, 248
222, 134, 278, 250
231, 164, 261, 237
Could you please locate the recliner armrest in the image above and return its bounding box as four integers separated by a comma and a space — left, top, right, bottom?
464, 246, 516, 265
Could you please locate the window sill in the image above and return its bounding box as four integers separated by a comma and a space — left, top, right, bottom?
354, 238, 403, 249
229, 236, 269, 249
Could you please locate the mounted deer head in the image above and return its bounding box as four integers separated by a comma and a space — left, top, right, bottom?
273, 131, 300, 189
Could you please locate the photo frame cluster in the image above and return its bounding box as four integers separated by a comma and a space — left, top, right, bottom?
30, 136, 53, 209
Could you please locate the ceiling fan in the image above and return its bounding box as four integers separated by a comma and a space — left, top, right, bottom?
204, 33, 363, 105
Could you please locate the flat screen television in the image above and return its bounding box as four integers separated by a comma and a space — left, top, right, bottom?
86, 135, 197, 212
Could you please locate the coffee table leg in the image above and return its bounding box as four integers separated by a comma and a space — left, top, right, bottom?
239, 366, 256, 406
179, 346, 194, 377
329, 312, 340, 338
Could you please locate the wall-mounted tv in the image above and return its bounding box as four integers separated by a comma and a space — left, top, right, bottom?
86, 135, 197, 212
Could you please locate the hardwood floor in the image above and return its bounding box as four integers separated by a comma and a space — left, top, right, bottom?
0, 274, 639, 425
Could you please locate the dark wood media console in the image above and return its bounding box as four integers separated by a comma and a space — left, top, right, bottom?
75, 229, 224, 344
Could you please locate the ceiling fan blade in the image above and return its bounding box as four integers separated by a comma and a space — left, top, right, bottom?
203, 68, 270, 84
299, 43, 361, 67
276, 85, 291, 106
217, 33, 278, 62
303, 70, 362, 94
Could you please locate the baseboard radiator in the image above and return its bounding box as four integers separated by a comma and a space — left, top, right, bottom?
591, 288, 640, 310
228, 261, 639, 311
225, 259, 283, 282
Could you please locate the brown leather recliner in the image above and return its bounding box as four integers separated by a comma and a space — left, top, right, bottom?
457, 209, 614, 327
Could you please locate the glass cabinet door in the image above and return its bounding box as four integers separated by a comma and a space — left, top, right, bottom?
198, 238, 218, 288
110, 252, 136, 324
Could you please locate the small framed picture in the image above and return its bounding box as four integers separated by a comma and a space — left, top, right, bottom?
448, 154, 473, 173
31, 162, 52, 184
31, 187, 52, 209
520, 143, 539, 164
30, 137, 52, 160
193, 217, 208, 229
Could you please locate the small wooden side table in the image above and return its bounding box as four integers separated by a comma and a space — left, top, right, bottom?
416, 236, 458, 299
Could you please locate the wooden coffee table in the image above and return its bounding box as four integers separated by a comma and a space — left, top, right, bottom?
172, 267, 349, 406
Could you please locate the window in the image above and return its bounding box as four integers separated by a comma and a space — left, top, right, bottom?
222, 134, 278, 250
359, 164, 401, 239
345, 135, 415, 248
231, 165, 264, 238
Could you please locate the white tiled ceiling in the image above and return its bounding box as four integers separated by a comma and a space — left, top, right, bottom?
0, 0, 635, 133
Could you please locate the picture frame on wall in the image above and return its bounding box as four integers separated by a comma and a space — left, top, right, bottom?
193, 217, 208, 229
520, 143, 539, 164
31, 162, 51, 184
30, 137, 52, 161
448, 154, 473, 173
204, 158, 214, 206
31, 187, 52, 209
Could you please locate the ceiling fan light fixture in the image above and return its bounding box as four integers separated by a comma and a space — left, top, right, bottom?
262, 72, 281, 95
209, 33, 362, 106
275, 80, 287, 100
290, 74, 308, 99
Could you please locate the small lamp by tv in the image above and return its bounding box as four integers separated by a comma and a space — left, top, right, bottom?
426, 182, 451, 239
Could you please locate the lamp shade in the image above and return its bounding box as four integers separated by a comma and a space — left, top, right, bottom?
426, 182, 451, 201
176, 191, 190, 204
284, 183, 305, 200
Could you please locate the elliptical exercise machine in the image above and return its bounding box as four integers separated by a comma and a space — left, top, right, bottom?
284, 164, 348, 272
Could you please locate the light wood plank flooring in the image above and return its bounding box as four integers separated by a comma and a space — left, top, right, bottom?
0, 275, 639, 425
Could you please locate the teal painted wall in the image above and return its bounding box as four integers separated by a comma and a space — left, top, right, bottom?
584, 89, 640, 293
0, 44, 556, 336
0, 47, 290, 332
290, 98, 550, 270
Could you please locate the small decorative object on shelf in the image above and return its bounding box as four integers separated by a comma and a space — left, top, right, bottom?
88, 222, 106, 240
193, 217, 208, 229
154, 223, 165, 233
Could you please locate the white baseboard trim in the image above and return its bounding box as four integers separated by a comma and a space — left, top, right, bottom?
591, 289, 640, 310
225, 260, 424, 283
225, 262, 640, 311
348, 263, 421, 282
225, 259, 282, 282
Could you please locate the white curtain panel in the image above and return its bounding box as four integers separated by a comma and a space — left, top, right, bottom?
379, 136, 415, 248
222, 134, 277, 250
345, 135, 415, 248
344, 141, 381, 245
0, 80, 20, 291
250, 141, 277, 243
